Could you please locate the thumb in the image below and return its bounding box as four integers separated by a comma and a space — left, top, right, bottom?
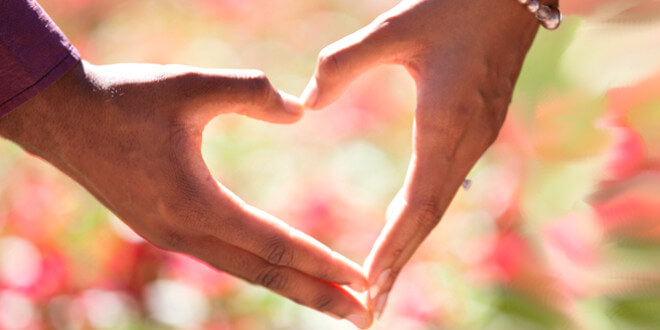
172, 68, 305, 124
225, 70, 305, 124
301, 20, 404, 110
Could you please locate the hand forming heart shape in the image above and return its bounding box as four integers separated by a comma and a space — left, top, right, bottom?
0, 59, 383, 322
300, 0, 545, 322
0, 0, 548, 329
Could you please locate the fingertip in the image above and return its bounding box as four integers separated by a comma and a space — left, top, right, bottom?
368, 268, 391, 300
373, 292, 389, 320
300, 78, 320, 109
279, 90, 303, 105
346, 313, 373, 329
279, 91, 305, 115
333, 252, 369, 292
349, 282, 368, 293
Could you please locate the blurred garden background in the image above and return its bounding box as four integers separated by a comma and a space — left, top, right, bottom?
1, 0, 660, 328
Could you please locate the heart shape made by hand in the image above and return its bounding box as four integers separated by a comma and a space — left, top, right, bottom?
0, 0, 545, 329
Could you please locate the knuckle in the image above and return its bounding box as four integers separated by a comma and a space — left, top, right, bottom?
244, 70, 269, 86
230, 70, 274, 113
263, 239, 294, 266
243, 70, 272, 101
317, 48, 343, 80
312, 295, 334, 312
255, 266, 288, 291
410, 200, 443, 229
371, 14, 406, 41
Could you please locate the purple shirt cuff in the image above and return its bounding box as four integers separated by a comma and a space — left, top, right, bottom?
0, 0, 81, 119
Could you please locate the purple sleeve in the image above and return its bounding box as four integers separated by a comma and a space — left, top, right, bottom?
0, 0, 80, 118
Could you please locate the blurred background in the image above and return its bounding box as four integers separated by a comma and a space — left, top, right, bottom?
1, 0, 659, 328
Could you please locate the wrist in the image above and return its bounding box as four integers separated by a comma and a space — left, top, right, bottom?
0, 61, 94, 160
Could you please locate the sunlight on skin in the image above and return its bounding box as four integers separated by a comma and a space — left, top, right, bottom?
0, 60, 373, 328
2, 0, 660, 328
302, 0, 553, 319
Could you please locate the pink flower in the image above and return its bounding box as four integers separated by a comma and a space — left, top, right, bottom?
481, 230, 532, 284
590, 172, 660, 241
604, 128, 646, 181
164, 253, 236, 295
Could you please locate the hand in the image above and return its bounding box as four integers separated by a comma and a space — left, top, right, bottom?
301, 0, 551, 318
0, 61, 373, 328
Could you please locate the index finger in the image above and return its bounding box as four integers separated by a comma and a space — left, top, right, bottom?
363, 87, 496, 317
184, 177, 369, 293
186, 235, 372, 328
234, 202, 370, 292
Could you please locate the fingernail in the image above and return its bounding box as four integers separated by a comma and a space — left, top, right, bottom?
369, 286, 378, 301
324, 311, 341, 320
373, 293, 389, 320
279, 92, 304, 114
301, 79, 319, 108
346, 313, 370, 329
369, 269, 391, 300
349, 281, 367, 292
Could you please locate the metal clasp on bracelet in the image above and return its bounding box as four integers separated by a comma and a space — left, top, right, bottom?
517, 0, 562, 30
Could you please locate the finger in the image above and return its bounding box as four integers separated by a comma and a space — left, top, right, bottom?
227, 74, 305, 124
166, 67, 304, 124
222, 196, 369, 292
363, 84, 494, 318
363, 138, 467, 319
301, 16, 408, 109
175, 175, 369, 293
188, 236, 373, 329
160, 117, 369, 293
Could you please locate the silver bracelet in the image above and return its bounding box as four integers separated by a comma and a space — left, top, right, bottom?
517, 0, 562, 30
